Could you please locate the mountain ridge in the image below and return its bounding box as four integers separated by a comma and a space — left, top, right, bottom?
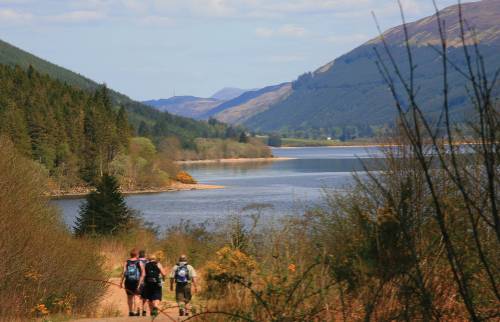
211, 87, 250, 101
143, 96, 221, 119
241, 0, 500, 137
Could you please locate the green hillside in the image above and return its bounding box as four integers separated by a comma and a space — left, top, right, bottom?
0, 64, 130, 185
0, 39, 99, 92
0, 39, 228, 147
243, 0, 500, 139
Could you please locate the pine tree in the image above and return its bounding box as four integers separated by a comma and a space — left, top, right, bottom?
0, 102, 32, 155
74, 174, 133, 236
138, 121, 151, 137
0, 65, 135, 185
268, 134, 282, 147
225, 126, 238, 139
116, 106, 131, 150
239, 131, 249, 143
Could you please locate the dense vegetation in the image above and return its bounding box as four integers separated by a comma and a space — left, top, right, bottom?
0, 64, 130, 186
179, 138, 272, 160
0, 64, 271, 191
0, 39, 247, 149
0, 138, 106, 319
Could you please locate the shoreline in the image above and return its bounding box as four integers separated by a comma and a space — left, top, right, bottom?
175, 156, 294, 165
49, 182, 224, 200
277, 144, 392, 149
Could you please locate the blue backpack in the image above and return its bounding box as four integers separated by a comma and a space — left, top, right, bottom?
125, 260, 141, 281
175, 264, 190, 283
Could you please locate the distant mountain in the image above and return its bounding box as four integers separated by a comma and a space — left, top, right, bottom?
240, 0, 500, 136
143, 96, 221, 119
144, 84, 290, 122
211, 87, 250, 101
207, 83, 292, 124
0, 38, 226, 145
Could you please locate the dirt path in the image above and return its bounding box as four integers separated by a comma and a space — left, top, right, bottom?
73, 279, 186, 322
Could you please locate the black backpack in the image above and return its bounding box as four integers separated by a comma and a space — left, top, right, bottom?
145, 262, 161, 284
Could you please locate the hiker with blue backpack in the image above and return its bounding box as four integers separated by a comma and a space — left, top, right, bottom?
120, 248, 145, 317
169, 254, 197, 316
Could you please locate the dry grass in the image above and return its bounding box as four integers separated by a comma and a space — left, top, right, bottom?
0, 137, 107, 320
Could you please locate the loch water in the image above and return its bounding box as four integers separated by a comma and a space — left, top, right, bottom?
54, 146, 386, 229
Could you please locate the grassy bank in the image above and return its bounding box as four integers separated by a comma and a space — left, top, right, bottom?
174, 138, 273, 161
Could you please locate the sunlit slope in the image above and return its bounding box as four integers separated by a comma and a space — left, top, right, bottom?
243, 0, 500, 133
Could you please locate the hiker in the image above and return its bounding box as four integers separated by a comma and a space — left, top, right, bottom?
169, 254, 197, 316
143, 252, 167, 317
120, 248, 145, 317
138, 250, 149, 317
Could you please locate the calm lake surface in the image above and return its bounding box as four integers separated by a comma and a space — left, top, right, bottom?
54, 146, 386, 229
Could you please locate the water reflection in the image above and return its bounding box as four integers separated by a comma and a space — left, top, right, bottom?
54, 146, 387, 229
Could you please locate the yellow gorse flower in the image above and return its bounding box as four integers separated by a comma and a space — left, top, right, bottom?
25, 270, 42, 281
33, 304, 49, 315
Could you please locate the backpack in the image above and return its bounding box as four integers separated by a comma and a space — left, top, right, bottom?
175, 264, 190, 283
145, 262, 161, 284
125, 259, 141, 281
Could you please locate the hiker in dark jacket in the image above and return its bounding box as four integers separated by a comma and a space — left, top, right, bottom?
138, 250, 149, 316
169, 254, 197, 316
120, 248, 145, 317
143, 253, 167, 317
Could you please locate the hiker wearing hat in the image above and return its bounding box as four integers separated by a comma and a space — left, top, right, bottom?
169, 254, 197, 316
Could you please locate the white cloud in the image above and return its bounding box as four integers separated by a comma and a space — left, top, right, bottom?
0, 0, 34, 3
0, 0, 460, 32
145, 0, 379, 19
255, 27, 274, 37
194, 0, 236, 17
280, 24, 307, 37
152, 0, 236, 17
138, 15, 175, 27
121, 0, 149, 13
256, 24, 307, 38
0, 8, 33, 24
47, 10, 106, 23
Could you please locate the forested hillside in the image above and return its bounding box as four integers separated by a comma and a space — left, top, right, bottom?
0, 39, 229, 147
0, 65, 130, 185
242, 0, 500, 138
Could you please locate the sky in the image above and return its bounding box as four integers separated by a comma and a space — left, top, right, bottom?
0, 0, 462, 100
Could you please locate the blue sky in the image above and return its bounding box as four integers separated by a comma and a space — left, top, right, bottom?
0, 0, 461, 100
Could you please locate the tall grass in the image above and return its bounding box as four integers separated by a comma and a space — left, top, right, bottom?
0, 137, 106, 320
